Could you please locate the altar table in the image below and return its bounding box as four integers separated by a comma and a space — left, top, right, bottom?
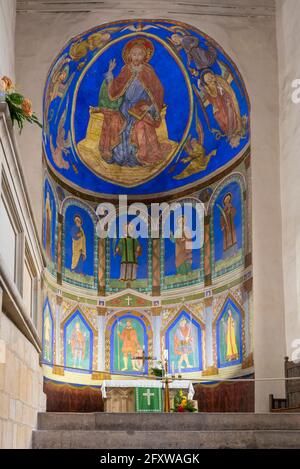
101, 379, 195, 413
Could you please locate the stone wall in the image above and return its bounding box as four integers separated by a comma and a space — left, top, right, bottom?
0, 309, 45, 448
0, 0, 45, 443
0, 0, 16, 78
276, 0, 300, 360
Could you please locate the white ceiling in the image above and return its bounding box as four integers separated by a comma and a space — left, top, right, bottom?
16, 0, 275, 17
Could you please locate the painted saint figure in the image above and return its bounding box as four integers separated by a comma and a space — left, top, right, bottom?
45, 192, 52, 261
68, 321, 86, 368
199, 70, 244, 148
225, 309, 238, 361
171, 216, 193, 275
218, 192, 237, 259
118, 319, 142, 371
174, 317, 193, 369
170, 34, 217, 71
115, 223, 141, 281
99, 37, 169, 166
71, 215, 87, 274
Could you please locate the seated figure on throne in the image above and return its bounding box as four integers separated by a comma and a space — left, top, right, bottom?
98, 38, 170, 167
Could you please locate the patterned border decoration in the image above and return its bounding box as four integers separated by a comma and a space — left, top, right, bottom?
43, 175, 59, 276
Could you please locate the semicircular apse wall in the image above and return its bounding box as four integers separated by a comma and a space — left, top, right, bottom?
41, 19, 253, 392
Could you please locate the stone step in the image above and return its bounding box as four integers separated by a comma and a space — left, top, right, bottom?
32, 429, 300, 449
37, 412, 300, 431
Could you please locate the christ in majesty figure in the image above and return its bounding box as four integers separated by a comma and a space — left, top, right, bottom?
98, 37, 169, 166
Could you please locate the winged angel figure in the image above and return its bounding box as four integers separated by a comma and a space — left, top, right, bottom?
170, 110, 217, 180
50, 107, 72, 170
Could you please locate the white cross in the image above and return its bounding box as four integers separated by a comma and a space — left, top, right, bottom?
143, 388, 155, 406
126, 296, 132, 306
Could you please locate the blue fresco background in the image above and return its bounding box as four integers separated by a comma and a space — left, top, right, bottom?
163, 206, 202, 276
43, 20, 250, 197
109, 213, 148, 280
216, 298, 242, 368
213, 181, 243, 263
64, 205, 95, 276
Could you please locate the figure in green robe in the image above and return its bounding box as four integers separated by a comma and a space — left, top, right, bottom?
115, 223, 142, 281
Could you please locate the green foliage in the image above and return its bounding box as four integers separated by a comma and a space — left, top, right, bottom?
151, 361, 163, 377
5, 92, 42, 134
172, 389, 197, 413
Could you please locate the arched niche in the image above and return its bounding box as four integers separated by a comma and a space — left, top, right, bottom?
62, 308, 95, 373
43, 178, 58, 271
160, 199, 204, 291
42, 298, 54, 365
105, 311, 153, 376
213, 294, 245, 369
105, 209, 152, 293
209, 173, 246, 279
61, 198, 97, 289
162, 306, 205, 374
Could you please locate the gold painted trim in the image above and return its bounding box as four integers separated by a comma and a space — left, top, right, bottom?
69, 32, 193, 188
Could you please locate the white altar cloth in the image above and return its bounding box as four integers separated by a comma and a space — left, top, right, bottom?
101, 379, 194, 399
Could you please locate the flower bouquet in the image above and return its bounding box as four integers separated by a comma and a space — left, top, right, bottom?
172, 389, 197, 412
0, 76, 42, 133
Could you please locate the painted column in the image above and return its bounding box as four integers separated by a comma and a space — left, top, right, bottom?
242, 276, 253, 365
97, 307, 106, 372
202, 296, 217, 375
151, 307, 162, 366
98, 238, 106, 296
244, 154, 252, 268
57, 212, 63, 285
55, 295, 62, 366
204, 214, 212, 286
152, 239, 161, 296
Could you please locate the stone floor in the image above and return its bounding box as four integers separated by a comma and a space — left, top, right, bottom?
33, 413, 300, 449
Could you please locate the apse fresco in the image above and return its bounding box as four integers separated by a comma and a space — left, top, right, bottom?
216, 298, 242, 368
212, 180, 244, 277
63, 204, 96, 289
42, 299, 54, 365
64, 311, 93, 372
41, 20, 253, 388
162, 205, 204, 289
165, 311, 202, 373
43, 19, 249, 198
43, 179, 57, 271
107, 214, 150, 292
110, 314, 148, 375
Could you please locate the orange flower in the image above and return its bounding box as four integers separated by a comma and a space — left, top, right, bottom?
22, 98, 33, 117
0, 76, 14, 92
